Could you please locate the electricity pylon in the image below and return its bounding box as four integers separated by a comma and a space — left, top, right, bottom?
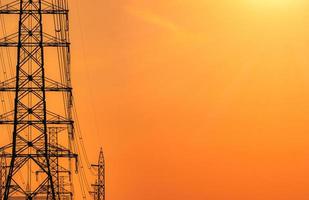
0, 152, 7, 199
0, 0, 77, 199
90, 148, 105, 200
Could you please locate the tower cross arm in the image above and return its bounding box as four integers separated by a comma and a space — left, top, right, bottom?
0, 0, 68, 14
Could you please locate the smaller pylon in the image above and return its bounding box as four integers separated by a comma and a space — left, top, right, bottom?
0, 151, 7, 199
90, 148, 105, 200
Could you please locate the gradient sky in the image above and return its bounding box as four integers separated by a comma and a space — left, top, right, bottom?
69, 0, 309, 199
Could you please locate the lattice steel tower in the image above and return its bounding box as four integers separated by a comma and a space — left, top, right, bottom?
90, 148, 105, 200
0, 0, 77, 199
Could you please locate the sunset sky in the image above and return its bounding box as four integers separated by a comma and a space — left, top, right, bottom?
69, 0, 309, 199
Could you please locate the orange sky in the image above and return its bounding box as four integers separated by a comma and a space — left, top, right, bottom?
68, 0, 309, 199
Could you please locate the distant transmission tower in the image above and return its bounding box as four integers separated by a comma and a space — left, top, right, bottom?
0, 0, 77, 199
90, 148, 105, 200
0, 152, 7, 199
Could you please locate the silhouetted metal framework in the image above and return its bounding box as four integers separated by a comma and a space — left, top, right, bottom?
0, 0, 77, 199
0, 152, 7, 199
90, 149, 105, 200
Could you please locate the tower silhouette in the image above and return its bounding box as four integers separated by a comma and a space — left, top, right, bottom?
90, 149, 105, 200
0, 0, 77, 199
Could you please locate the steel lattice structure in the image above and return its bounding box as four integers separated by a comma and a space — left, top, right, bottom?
0, 0, 77, 199
0, 152, 7, 199
90, 149, 105, 200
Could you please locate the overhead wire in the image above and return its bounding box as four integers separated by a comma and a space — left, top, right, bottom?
70, 0, 102, 176
72, 98, 97, 175
52, 0, 98, 199
69, 1, 103, 198
73, 0, 101, 142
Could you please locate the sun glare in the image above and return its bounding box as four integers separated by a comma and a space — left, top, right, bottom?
248, 0, 296, 8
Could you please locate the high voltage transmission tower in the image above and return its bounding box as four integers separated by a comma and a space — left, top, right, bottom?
90, 148, 105, 200
0, 0, 106, 199
0, 0, 76, 199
